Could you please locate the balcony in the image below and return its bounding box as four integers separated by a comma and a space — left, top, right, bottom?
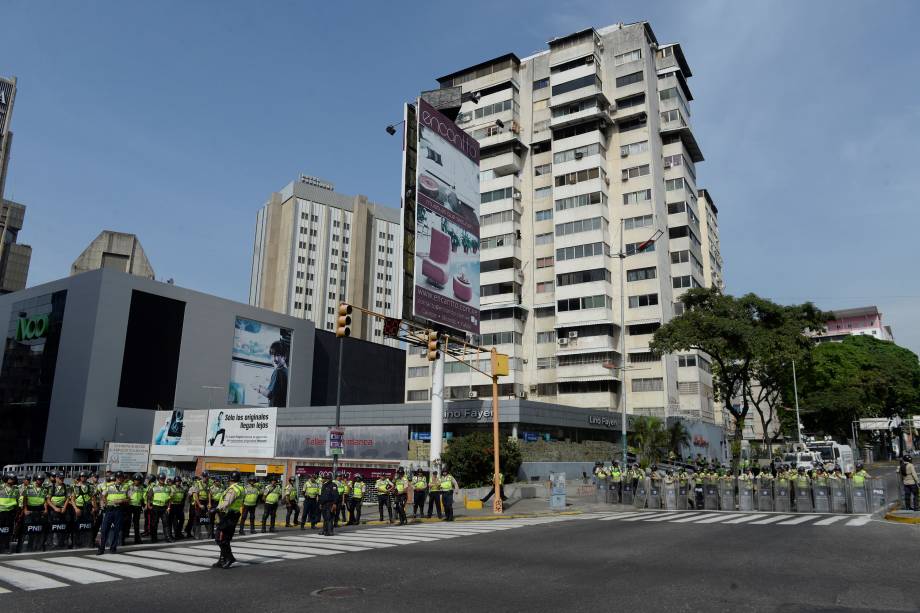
550, 101, 610, 130
556, 361, 620, 382
482, 149, 523, 177
553, 333, 618, 354
660, 118, 704, 163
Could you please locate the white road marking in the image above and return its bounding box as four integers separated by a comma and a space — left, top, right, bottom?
669, 513, 724, 523
297, 537, 395, 549
102, 553, 205, 573
750, 515, 795, 525
642, 513, 687, 522
722, 514, 768, 524
173, 546, 280, 562
6, 559, 118, 584
273, 539, 369, 552
126, 549, 241, 567
621, 512, 677, 522
598, 512, 646, 520
778, 515, 820, 525
49, 556, 165, 579
813, 515, 849, 526
845, 516, 873, 526
0, 565, 68, 591
694, 514, 741, 524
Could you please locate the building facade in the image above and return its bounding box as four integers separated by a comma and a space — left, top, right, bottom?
71, 230, 155, 279
815, 305, 894, 343
0, 76, 16, 207
405, 22, 724, 424
0, 199, 31, 293
250, 175, 402, 346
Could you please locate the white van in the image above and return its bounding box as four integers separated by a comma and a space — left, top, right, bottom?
782, 451, 822, 471
809, 441, 855, 474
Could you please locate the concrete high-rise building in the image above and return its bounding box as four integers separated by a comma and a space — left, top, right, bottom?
71, 230, 155, 279
0, 199, 32, 293
406, 22, 725, 423
814, 306, 894, 343
0, 76, 16, 206
249, 175, 402, 346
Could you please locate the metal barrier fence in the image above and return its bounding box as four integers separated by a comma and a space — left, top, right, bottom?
593, 477, 888, 514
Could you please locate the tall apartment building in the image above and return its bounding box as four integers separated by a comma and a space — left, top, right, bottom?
406, 22, 725, 423
250, 175, 402, 345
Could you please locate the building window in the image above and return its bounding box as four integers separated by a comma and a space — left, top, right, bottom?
555, 216, 605, 237
535, 186, 553, 200
535, 307, 555, 318
553, 143, 605, 165
624, 214, 653, 230
534, 163, 552, 176
628, 293, 659, 308
626, 266, 657, 282
621, 164, 650, 181
616, 71, 644, 88
536, 331, 557, 344
554, 167, 603, 187
619, 140, 649, 157
625, 241, 655, 256
481, 187, 514, 204
614, 49, 642, 66
673, 275, 693, 289
556, 268, 610, 287
629, 352, 658, 363
677, 355, 697, 368
534, 77, 550, 90
551, 74, 602, 97
556, 241, 608, 261
632, 377, 663, 392
557, 294, 612, 312
665, 178, 686, 192
408, 366, 430, 378
623, 189, 652, 205
555, 191, 606, 212
535, 232, 554, 246
628, 322, 660, 335
537, 356, 557, 369
536, 281, 554, 294
536, 256, 554, 269
616, 93, 645, 109
408, 390, 429, 401
535, 208, 553, 222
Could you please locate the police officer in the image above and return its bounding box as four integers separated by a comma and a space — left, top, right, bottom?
207, 476, 223, 538
169, 477, 187, 540
284, 477, 299, 527
318, 475, 338, 536
375, 473, 393, 523
440, 468, 458, 521
21, 473, 48, 552
349, 475, 364, 525
147, 474, 173, 543
609, 462, 623, 504
427, 471, 442, 519
97, 471, 128, 554
262, 476, 281, 532
68, 471, 93, 549
393, 469, 409, 526
334, 475, 348, 526
239, 477, 260, 535
122, 473, 145, 545
0, 473, 17, 554
184, 472, 204, 539
300, 473, 320, 530
213, 471, 244, 569
46, 472, 70, 549
412, 469, 427, 518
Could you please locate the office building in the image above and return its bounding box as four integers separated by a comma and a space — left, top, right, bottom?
249, 175, 402, 346
0, 76, 16, 206
814, 306, 894, 343
406, 22, 725, 423
0, 199, 31, 293
71, 230, 155, 279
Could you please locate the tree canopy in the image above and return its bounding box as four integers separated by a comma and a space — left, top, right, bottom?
441, 432, 522, 487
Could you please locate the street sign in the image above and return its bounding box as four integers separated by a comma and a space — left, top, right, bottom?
326, 428, 345, 457
859, 418, 892, 431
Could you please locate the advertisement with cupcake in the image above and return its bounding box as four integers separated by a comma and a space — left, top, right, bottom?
411, 98, 481, 335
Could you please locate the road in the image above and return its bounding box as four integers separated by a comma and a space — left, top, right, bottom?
0, 511, 917, 612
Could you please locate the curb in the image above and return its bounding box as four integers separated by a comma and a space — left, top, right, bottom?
883, 512, 920, 524
360, 510, 583, 526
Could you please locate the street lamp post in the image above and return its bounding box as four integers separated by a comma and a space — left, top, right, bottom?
792, 359, 802, 443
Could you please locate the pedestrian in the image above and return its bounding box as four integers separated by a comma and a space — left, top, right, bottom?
300, 473, 320, 530
262, 476, 281, 532
97, 471, 128, 555
375, 474, 394, 523
284, 477, 300, 527
0, 473, 17, 554
213, 471, 245, 569
349, 475, 364, 525
440, 468, 458, 521
900, 455, 919, 511
318, 476, 338, 536
427, 471, 442, 519
146, 474, 173, 543
239, 477, 260, 535
412, 470, 427, 518
122, 473, 145, 545
393, 469, 409, 526
481, 471, 507, 504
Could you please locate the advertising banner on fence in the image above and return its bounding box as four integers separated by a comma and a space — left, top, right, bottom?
294, 465, 397, 483
105, 442, 150, 472
409, 97, 480, 334
150, 409, 207, 456
205, 407, 277, 458
275, 426, 408, 460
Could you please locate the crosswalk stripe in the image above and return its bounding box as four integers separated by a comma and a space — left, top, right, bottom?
693, 514, 741, 524
778, 515, 821, 525
49, 556, 165, 579
621, 512, 675, 522
297, 537, 395, 549
204, 545, 311, 560
750, 515, 794, 525
101, 553, 205, 573
642, 513, 686, 522
126, 550, 238, 567
251, 541, 343, 556
357, 531, 451, 540
722, 514, 768, 524
813, 515, 848, 526
598, 512, 645, 520
845, 516, 872, 526
0, 565, 68, 591
274, 539, 369, 552
669, 513, 723, 523
175, 546, 282, 562
315, 535, 422, 545
6, 560, 118, 584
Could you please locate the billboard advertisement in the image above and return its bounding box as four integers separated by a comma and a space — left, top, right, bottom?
407, 98, 480, 334
150, 409, 206, 456
228, 317, 291, 407
205, 407, 277, 458
275, 426, 408, 460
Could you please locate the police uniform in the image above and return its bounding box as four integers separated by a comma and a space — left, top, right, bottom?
348, 477, 365, 525
427, 472, 442, 518
21, 477, 48, 552
393, 472, 409, 525
301, 476, 320, 529
169, 478, 187, 540
334, 478, 347, 525
440, 471, 457, 521
284, 479, 300, 527
239, 480, 261, 535
97, 476, 128, 554
375, 476, 393, 523
318, 477, 338, 536
184, 476, 205, 538
411, 472, 427, 518
122, 477, 145, 545
146, 477, 173, 542
47, 476, 71, 549
70, 476, 94, 548
261, 480, 281, 532
214, 474, 245, 568
207, 479, 224, 537
0, 476, 17, 553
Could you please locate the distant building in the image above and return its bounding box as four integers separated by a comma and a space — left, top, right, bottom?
0, 76, 16, 206
71, 230, 155, 279
815, 306, 894, 343
249, 175, 402, 346
0, 199, 31, 293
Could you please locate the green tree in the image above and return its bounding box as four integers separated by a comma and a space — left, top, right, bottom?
441, 432, 523, 488
798, 335, 920, 438
631, 416, 669, 466
667, 420, 691, 458
651, 288, 825, 471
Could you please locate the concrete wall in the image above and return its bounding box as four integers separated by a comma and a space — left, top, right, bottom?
518, 461, 599, 483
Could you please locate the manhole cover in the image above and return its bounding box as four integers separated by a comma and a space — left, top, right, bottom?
311, 587, 365, 599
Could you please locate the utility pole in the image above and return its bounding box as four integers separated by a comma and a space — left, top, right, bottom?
490, 348, 507, 514
333, 304, 353, 480
792, 359, 802, 444
427, 331, 445, 469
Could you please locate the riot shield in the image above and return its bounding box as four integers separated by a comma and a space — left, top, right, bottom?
608, 481, 621, 505
738, 481, 754, 511
704, 482, 720, 510
849, 481, 869, 514
49, 514, 68, 549
813, 483, 830, 513
756, 482, 773, 511
677, 482, 689, 510
621, 481, 634, 506
663, 483, 678, 510
829, 480, 848, 513
774, 481, 791, 512
694, 482, 705, 510
794, 483, 813, 513
719, 480, 735, 511
24, 514, 46, 552
868, 478, 887, 512
647, 479, 662, 509
634, 478, 648, 509
595, 478, 607, 504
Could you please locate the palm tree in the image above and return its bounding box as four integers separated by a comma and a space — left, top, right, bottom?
632, 416, 669, 466
668, 421, 691, 460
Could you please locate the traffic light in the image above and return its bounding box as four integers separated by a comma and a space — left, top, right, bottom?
426, 331, 441, 362
336, 303, 352, 338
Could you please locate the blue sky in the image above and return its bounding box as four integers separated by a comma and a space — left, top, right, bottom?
2, 0, 918, 354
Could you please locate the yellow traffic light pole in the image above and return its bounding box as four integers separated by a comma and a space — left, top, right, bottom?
333, 304, 353, 480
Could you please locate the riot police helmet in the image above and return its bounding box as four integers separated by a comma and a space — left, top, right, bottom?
114, 471, 125, 479
229, 471, 242, 482
133, 473, 143, 481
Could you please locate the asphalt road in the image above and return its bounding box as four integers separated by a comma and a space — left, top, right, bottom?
0, 510, 917, 613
